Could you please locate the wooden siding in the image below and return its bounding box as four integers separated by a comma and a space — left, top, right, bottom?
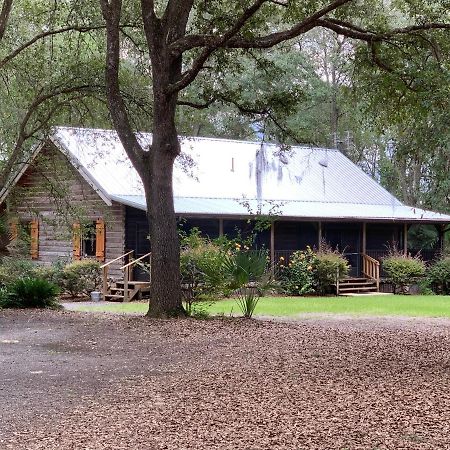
8, 144, 125, 279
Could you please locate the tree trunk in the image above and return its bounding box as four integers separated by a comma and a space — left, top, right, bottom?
144, 93, 185, 318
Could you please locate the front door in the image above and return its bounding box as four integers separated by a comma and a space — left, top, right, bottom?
323, 223, 362, 277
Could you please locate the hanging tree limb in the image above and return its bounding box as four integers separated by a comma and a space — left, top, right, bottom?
0, 0, 13, 41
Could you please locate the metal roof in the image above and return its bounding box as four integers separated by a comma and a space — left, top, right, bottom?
41, 126, 450, 223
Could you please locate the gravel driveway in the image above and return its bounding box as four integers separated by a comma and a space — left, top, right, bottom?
1, 309, 450, 449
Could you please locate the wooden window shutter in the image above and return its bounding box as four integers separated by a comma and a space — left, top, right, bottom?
30, 219, 39, 260
73, 222, 81, 260
95, 219, 105, 262
8, 219, 18, 241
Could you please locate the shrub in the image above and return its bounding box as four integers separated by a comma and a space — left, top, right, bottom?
0, 286, 10, 308
382, 254, 426, 294
0, 278, 60, 309
315, 249, 350, 295
427, 257, 450, 294
0, 257, 37, 286
180, 229, 227, 316
279, 248, 318, 296
60, 260, 101, 297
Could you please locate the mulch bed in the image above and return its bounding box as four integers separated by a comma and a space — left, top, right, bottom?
1, 309, 450, 449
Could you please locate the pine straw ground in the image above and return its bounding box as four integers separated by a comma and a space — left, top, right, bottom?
1, 310, 450, 450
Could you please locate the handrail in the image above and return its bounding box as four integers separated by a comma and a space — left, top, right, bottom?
120, 252, 151, 270
100, 250, 134, 269
362, 253, 380, 292
121, 252, 151, 302
363, 254, 380, 266
101, 250, 134, 301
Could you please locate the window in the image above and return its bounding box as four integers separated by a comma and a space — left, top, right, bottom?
8, 218, 39, 259
73, 219, 105, 262
82, 222, 97, 257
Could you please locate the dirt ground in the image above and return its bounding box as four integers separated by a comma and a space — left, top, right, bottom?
1, 310, 450, 450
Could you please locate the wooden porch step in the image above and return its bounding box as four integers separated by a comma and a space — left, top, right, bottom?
115, 281, 151, 287
339, 286, 378, 292
339, 281, 377, 288
337, 275, 379, 295
104, 294, 125, 301
104, 280, 151, 302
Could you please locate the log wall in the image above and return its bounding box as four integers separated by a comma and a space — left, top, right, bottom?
8, 144, 126, 279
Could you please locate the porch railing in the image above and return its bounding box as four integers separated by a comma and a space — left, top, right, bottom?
120, 252, 151, 302
362, 253, 380, 291
100, 250, 134, 301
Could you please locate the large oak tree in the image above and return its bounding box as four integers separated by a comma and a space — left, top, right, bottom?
99, 0, 449, 317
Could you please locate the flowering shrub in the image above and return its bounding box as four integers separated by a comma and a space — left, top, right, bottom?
279, 245, 349, 296
279, 247, 318, 295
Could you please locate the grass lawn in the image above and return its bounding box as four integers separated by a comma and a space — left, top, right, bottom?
74, 295, 450, 318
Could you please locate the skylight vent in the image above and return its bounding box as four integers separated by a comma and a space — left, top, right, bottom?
319, 159, 328, 168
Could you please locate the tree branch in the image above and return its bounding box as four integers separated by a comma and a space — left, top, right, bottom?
0, 0, 13, 41
167, 0, 272, 93
0, 25, 107, 70
177, 98, 216, 109
0, 84, 99, 189
169, 0, 353, 54
167, 0, 354, 93
162, 0, 194, 44
100, 0, 146, 172
317, 18, 450, 42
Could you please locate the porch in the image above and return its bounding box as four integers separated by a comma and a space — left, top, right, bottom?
110, 207, 447, 299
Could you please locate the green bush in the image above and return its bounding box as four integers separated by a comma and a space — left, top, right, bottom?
0, 278, 60, 309
180, 229, 227, 316
279, 248, 318, 295
427, 257, 450, 294
382, 254, 426, 294
0, 286, 10, 308
60, 260, 101, 297
315, 251, 350, 295
0, 257, 37, 286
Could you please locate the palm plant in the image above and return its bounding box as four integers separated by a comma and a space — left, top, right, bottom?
221, 250, 271, 318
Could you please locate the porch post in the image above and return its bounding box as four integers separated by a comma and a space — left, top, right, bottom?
403, 223, 408, 255
437, 224, 445, 255
270, 221, 275, 277
318, 221, 322, 248
219, 218, 224, 237
362, 222, 367, 255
